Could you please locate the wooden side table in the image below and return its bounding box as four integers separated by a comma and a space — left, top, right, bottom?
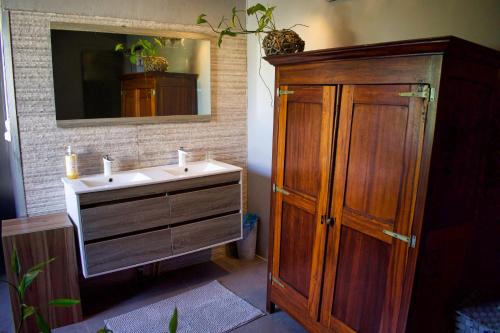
2, 213, 82, 332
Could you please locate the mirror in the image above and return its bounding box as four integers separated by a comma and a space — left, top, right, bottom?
50, 24, 211, 127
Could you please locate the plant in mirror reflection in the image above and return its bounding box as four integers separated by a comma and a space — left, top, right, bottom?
115, 38, 166, 65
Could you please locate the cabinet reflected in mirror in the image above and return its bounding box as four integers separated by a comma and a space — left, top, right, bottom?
50, 24, 211, 127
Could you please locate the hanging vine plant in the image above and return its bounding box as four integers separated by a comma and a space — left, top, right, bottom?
197, 3, 305, 56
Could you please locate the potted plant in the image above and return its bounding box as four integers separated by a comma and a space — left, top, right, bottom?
197, 3, 305, 56
2, 247, 80, 333
115, 38, 169, 72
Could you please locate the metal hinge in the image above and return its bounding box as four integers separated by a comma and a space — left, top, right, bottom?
277, 88, 294, 97
272, 183, 290, 195
383, 230, 417, 248
269, 273, 285, 288
398, 85, 435, 102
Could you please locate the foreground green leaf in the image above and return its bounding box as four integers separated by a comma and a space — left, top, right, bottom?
27, 258, 55, 274
10, 247, 21, 278
21, 304, 35, 320
35, 312, 51, 333
18, 269, 42, 299
169, 307, 178, 333
48, 298, 80, 307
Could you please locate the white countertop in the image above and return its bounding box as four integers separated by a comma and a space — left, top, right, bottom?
62, 160, 242, 194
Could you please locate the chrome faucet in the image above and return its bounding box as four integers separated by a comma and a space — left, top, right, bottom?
103, 154, 114, 177
178, 147, 189, 167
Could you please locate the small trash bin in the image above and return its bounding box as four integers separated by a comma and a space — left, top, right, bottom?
237, 213, 258, 260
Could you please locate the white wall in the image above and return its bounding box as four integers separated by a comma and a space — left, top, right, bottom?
247, 0, 500, 258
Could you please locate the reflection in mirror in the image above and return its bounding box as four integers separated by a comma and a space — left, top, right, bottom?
50, 27, 211, 126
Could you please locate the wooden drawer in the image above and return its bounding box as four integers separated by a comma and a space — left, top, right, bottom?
169, 184, 241, 224
81, 195, 170, 241
85, 227, 172, 276
78, 172, 241, 205
171, 213, 242, 255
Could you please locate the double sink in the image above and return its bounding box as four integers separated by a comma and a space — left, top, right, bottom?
63, 160, 239, 194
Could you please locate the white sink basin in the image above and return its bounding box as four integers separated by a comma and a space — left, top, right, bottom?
164, 161, 226, 177
79, 172, 152, 188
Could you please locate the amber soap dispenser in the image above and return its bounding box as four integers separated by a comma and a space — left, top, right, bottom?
65, 146, 79, 179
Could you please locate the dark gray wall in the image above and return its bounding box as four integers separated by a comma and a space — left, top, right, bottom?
0, 38, 16, 273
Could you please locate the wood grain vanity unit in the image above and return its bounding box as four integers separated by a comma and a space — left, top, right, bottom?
2, 213, 83, 332
265, 37, 499, 333
121, 71, 198, 117
63, 161, 242, 277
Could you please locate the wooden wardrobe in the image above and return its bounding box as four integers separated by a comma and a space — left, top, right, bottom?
265, 37, 499, 333
121, 72, 198, 117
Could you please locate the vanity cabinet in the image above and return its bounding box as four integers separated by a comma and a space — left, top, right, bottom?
121, 71, 198, 117
266, 37, 499, 333
67, 171, 242, 277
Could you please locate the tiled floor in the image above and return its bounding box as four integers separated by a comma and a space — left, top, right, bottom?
1, 254, 307, 333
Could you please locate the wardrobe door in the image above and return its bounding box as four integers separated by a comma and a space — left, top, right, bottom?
321, 85, 427, 333
270, 85, 335, 320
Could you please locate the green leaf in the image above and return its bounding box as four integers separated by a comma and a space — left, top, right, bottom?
217, 28, 239, 47
169, 307, 178, 333
153, 38, 163, 47
27, 258, 55, 274
48, 298, 80, 307
247, 3, 266, 15
217, 33, 224, 47
35, 312, 51, 333
96, 326, 113, 333
257, 15, 267, 31
18, 269, 42, 299
141, 39, 153, 50
10, 247, 21, 278
231, 7, 237, 27
21, 304, 35, 320
114, 43, 124, 52
129, 54, 137, 65
196, 14, 207, 24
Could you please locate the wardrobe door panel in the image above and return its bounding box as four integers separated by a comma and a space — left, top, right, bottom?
331, 227, 390, 333
344, 103, 408, 221
279, 202, 316, 297
283, 101, 322, 197
270, 85, 336, 320
321, 85, 427, 333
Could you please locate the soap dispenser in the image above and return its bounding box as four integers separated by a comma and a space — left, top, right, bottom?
65, 146, 79, 179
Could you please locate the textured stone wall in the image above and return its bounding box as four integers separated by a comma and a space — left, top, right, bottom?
10, 10, 247, 216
